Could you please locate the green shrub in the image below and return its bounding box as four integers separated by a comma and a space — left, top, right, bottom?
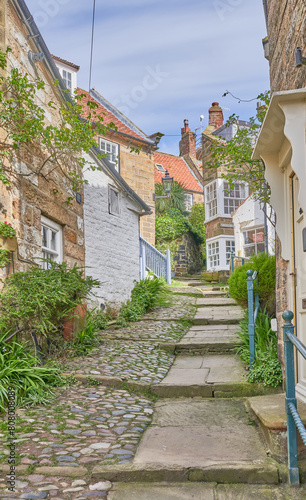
0, 335, 64, 411
236, 310, 282, 387
119, 276, 169, 322
0, 261, 100, 342
156, 208, 204, 246
228, 253, 276, 315
155, 181, 185, 214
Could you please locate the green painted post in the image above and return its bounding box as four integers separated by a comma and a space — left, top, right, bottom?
231, 251, 234, 273
282, 310, 299, 486
247, 269, 255, 367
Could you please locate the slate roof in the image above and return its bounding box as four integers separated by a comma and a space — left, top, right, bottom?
78, 89, 154, 145
154, 152, 203, 193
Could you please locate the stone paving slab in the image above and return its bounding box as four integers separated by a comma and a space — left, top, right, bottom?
132, 399, 278, 481
108, 482, 215, 499
196, 297, 237, 307
193, 306, 244, 325
108, 482, 306, 500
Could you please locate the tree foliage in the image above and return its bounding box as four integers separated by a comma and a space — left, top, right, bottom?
0, 47, 114, 201
155, 181, 185, 214
207, 91, 271, 205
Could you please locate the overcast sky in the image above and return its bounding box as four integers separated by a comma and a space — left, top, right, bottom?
25, 0, 269, 155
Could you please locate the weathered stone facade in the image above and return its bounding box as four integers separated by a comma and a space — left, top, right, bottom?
118, 140, 155, 244
206, 217, 234, 240
173, 232, 203, 276
0, 1, 85, 275
263, 0, 306, 367
265, 0, 306, 93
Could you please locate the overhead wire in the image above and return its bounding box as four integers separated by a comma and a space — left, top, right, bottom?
89, 0, 96, 91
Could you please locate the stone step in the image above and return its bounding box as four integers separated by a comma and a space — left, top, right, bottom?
196, 297, 238, 307
93, 399, 280, 485
151, 354, 280, 398
193, 306, 244, 325
108, 482, 306, 500
201, 290, 228, 298
160, 324, 241, 355
248, 393, 306, 461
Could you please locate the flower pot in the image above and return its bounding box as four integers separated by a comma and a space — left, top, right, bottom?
0, 236, 17, 252
63, 304, 87, 341
171, 272, 176, 278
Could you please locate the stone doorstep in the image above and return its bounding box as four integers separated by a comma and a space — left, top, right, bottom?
91, 462, 280, 485
248, 393, 306, 461
196, 298, 238, 307
108, 482, 306, 500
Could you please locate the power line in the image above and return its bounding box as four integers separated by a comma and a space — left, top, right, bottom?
89, 0, 96, 91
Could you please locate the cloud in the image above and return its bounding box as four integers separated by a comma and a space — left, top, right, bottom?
24, 0, 269, 154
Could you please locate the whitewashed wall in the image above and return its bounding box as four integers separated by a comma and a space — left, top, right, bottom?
232, 195, 275, 257
83, 153, 141, 308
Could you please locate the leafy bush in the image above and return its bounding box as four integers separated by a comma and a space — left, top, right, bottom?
236, 310, 282, 387
119, 276, 169, 322
0, 261, 100, 341
156, 208, 204, 246
0, 335, 64, 411
188, 203, 205, 241
228, 253, 276, 315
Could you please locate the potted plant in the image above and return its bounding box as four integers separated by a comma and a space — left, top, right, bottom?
0, 221, 17, 252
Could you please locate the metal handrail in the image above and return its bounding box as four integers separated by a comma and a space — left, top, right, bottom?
282, 310, 306, 486
230, 251, 250, 273
140, 237, 171, 284
246, 269, 259, 367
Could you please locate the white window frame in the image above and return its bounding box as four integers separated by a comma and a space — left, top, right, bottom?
100, 138, 120, 171
225, 239, 235, 265
184, 193, 194, 212
155, 163, 165, 172
108, 186, 120, 216
223, 181, 246, 215
41, 216, 63, 269
205, 181, 218, 220
62, 69, 72, 90
207, 240, 220, 269
243, 226, 265, 257
206, 235, 235, 271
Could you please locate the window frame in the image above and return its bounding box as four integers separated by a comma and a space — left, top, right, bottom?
205, 181, 218, 219
184, 192, 194, 212
243, 226, 265, 257
62, 69, 72, 90
223, 181, 246, 215
108, 185, 120, 216
99, 138, 120, 172
207, 240, 220, 269
225, 239, 235, 265
41, 216, 63, 269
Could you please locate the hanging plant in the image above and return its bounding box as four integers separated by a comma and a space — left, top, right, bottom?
0, 249, 10, 268
0, 221, 16, 239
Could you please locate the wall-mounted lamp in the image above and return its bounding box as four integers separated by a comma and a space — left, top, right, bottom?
153, 170, 174, 201
295, 47, 306, 68
28, 50, 45, 65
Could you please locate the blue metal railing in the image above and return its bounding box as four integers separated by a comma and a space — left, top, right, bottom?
247, 269, 260, 367
282, 310, 306, 486
140, 237, 171, 285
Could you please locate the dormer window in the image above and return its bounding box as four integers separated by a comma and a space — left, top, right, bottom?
155, 164, 165, 172
62, 70, 72, 90
100, 139, 119, 172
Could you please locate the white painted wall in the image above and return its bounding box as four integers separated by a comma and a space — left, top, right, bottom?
232, 195, 275, 257
83, 153, 142, 308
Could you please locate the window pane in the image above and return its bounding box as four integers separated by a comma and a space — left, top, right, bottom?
42, 226, 48, 248
51, 231, 57, 251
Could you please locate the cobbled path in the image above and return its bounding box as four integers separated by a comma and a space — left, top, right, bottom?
0, 292, 196, 499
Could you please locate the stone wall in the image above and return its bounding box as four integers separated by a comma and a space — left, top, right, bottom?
206, 217, 234, 240
173, 232, 203, 276
0, 2, 85, 274
115, 140, 155, 245
83, 155, 141, 308
266, 0, 306, 93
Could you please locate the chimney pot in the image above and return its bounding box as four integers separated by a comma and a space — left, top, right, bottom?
208, 101, 223, 130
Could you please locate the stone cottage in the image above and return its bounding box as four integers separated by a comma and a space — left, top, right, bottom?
0, 0, 85, 277
253, 0, 306, 402
202, 102, 249, 276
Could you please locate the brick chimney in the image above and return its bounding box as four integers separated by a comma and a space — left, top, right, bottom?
208, 102, 224, 131
179, 119, 196, 157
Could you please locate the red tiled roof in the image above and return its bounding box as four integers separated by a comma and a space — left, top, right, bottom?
78, 89, 150, 143
154, 152, 203, 193
51, 55, 80, 71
